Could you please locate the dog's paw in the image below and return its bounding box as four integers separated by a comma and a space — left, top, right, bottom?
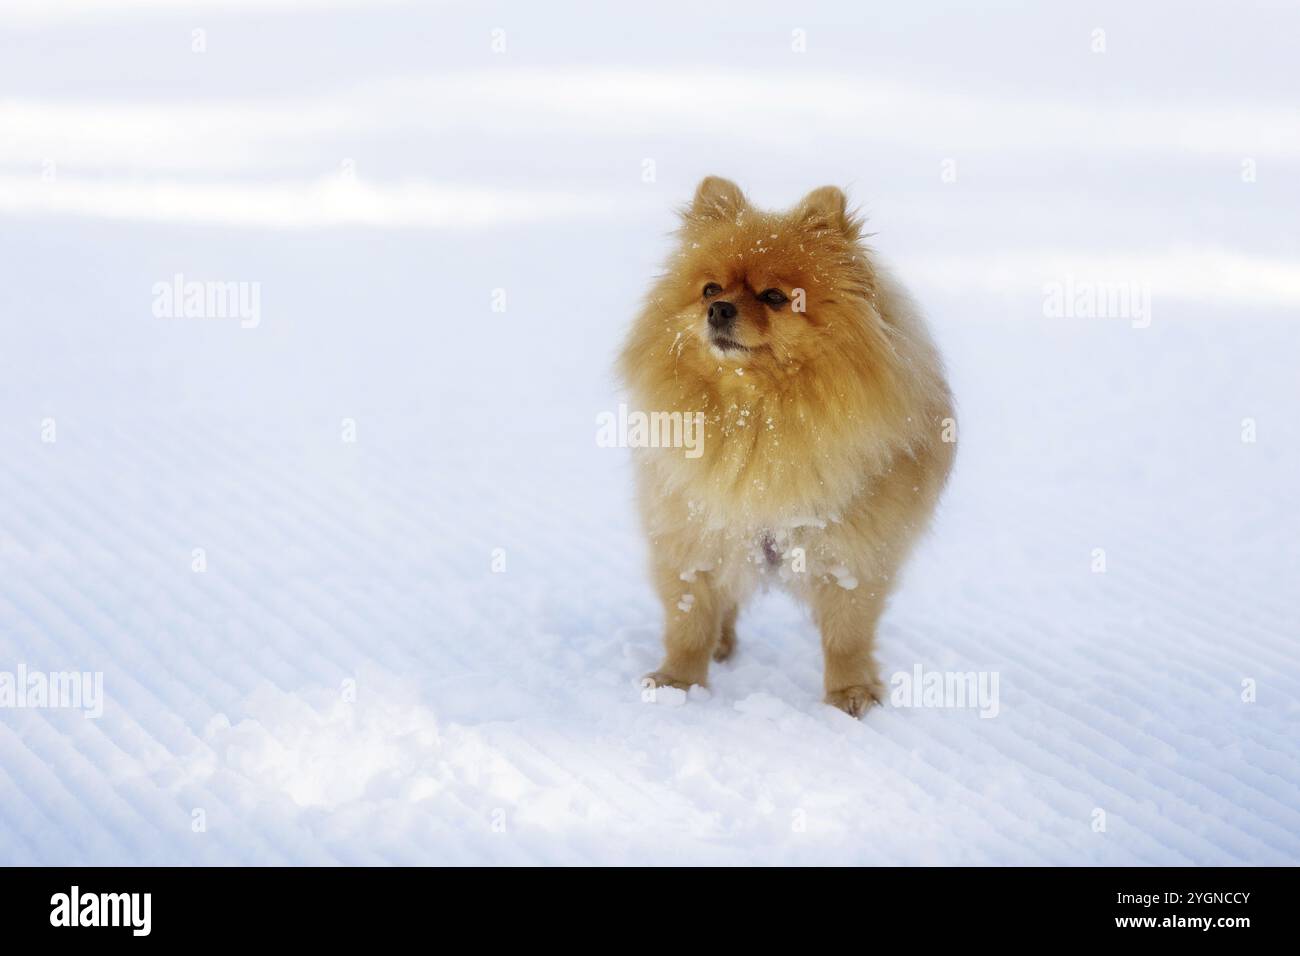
641, 671, 698, 692
825, 682, 884, 718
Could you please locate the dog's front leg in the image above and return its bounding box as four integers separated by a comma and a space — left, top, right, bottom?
642, 560, 726, 691
812, 578, 888, 717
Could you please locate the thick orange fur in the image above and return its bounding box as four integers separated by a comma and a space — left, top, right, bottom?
619, 177, 956, 716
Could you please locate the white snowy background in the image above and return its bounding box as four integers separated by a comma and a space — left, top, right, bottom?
1, 0, 1297, 865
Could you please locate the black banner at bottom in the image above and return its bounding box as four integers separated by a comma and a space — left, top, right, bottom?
0, 866, 1284, 942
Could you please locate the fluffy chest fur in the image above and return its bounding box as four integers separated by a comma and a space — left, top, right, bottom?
635, 366, 875, 530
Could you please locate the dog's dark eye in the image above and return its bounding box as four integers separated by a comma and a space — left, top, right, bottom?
702, 282, 723, 298
758, 288, 788, 307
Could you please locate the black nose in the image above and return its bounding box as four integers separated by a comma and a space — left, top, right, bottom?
707, 301, 737, 329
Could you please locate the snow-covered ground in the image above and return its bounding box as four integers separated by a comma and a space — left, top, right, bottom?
1, 1, 1297, 865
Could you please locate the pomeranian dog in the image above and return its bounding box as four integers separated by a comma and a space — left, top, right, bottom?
618, 177, 955, 716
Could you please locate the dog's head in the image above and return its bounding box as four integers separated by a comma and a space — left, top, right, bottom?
661, 176, 874, 366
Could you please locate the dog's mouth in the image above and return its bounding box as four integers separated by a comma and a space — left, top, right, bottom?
708, 334, 749, 353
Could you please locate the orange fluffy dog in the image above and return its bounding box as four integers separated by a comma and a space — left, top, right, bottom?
619, 177, 955, 716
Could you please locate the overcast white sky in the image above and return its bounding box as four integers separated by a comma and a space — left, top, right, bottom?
2, 0, 1298, 306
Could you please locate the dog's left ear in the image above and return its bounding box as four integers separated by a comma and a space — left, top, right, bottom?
797, 186, 861, 239
684, 176, 749, 223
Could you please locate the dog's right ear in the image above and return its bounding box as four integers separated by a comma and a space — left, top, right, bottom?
683, 176, 748, 224
796, 185, 862, 240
